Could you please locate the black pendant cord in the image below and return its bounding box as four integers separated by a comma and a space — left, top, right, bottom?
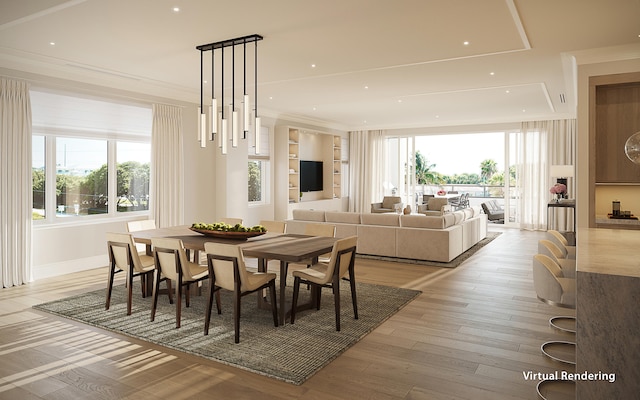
254, 40, 258, 117
211, 44, 218, 141
221, 46, 224, 120
200, 50, 203, 114
243, 39, 247, 138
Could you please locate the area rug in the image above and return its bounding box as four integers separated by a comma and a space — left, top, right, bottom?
33, 279, 420, 385
357, 231, 502, 268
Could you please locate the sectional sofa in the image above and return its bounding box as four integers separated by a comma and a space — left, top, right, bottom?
285, 207, 488, 264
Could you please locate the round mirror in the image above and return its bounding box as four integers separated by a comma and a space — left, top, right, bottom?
624, 131, 640, 164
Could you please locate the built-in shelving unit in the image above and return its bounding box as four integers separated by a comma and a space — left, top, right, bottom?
275, 125, 345, 220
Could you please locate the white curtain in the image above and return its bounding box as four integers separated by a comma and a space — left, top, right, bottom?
0, 78, 32, 288
516, 119, 575, 231
151, 104, 184, 228
348, 130, 385, 213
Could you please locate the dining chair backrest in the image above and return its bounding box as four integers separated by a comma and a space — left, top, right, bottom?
107, 232, 147, 273
259, 220, 286, 233
321, 236, 358, 284
304, 223, 336, 238
126, 219, 156, 232
220, 217, 243, 226
151, 237, 191, 282
204, 242, 249, 291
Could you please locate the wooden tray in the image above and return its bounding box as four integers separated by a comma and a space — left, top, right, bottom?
607, 214, 638, 220
189, 227, 266, 240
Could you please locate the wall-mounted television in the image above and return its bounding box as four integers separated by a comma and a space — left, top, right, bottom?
300, 160, 323, 192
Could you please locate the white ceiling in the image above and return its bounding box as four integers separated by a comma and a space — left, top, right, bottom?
1, 0, 639, 131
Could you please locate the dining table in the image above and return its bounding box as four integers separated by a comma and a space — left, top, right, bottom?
130, 225, 338, 326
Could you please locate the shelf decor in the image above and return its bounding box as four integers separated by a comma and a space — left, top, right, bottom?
196, 34, 263, 154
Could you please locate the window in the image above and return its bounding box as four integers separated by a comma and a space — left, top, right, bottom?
116, 142, 151, 213
31, 90, 151, 222
32, 135, 45, 219
56, 137, 107, 217
248, 126, 270, 204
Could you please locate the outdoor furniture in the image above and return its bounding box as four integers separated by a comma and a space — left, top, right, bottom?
481, 200, 504, 223
371, 196, 403, 213
290, 236, 358, 331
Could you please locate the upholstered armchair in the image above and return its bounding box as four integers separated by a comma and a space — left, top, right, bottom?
417, 197, 452, 216
371, 196, 403, 213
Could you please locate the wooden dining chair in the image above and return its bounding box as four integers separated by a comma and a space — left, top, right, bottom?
106, 232, 156, 315
259, 220, 286, 234
126, 219, 156, 254
290, 236, 358, 331
204, 242, 278, 343
151, 237, 212, 328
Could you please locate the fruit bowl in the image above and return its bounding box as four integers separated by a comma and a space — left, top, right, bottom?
189, 227, 266, 240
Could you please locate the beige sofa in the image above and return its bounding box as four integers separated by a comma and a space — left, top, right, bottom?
286, 207, 488, 264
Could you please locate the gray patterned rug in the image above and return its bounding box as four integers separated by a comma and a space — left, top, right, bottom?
33, 278, 420, 385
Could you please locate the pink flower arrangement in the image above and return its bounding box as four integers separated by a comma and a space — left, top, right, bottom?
549, 183, 567, 195
437, 190, 446, 196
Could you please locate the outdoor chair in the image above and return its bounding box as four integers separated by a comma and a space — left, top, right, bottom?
481, 200, 504, 223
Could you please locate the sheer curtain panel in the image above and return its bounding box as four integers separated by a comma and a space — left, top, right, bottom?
0, 78, 32, 288
516, 119, 575, 231
151, 104, 184, 228
348, 130, 385, 213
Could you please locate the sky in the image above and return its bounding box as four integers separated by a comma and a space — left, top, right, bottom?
415, 132, 505, 176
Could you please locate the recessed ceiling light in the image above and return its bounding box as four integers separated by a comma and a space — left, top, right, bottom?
269, 96, 273, 100
490, 72, 495, 76
435, 115, 440, 118
522, 109, 526, 112
397, 99, 402, 103
505, 90, 510, 94
364, 85, 369, 89
172, 7, 180, 12
311, 64, 316, 68
312, 107, 317, 111
463, 41, 470, 46
49, 42, 56, 46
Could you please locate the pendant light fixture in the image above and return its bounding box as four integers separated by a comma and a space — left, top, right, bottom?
198, 50, 206, 148
196, 34, 263, 155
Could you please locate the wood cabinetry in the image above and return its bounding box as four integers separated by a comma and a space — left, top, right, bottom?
590, 72, 640, 229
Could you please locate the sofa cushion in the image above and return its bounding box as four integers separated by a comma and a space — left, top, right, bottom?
463, 208, 474, 220
361, 213, 400, 226
325, 211, 361, 224
453, 210, 465, 225
400, 214, 454, 229
292, 209, 325, 222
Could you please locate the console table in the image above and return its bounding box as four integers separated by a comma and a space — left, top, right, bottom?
547, 199, 575, 232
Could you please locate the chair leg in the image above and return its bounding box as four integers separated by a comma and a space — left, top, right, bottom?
175, 277, 183, 329
204, 277, 215, 335
150, 271, 161, 322
333, 276, 341, 331
105, 263, 116, 310
349, 270, 358, 320
127, 266, 134, 316
233, 286, 241, 343
269, 280, 278, 327
166, 279, 174, 304
291, 277, 300, 324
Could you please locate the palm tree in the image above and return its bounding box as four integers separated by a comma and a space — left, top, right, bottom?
480, 159, 498, 183
415, 150, 439, 184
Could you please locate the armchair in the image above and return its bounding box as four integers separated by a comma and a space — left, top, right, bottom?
371, 196, 403, 213
417, 197, 451, 216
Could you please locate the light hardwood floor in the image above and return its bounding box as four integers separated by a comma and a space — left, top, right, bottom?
0, 227, 575, 400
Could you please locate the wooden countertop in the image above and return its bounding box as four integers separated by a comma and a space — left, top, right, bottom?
577, 228, 640, 278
